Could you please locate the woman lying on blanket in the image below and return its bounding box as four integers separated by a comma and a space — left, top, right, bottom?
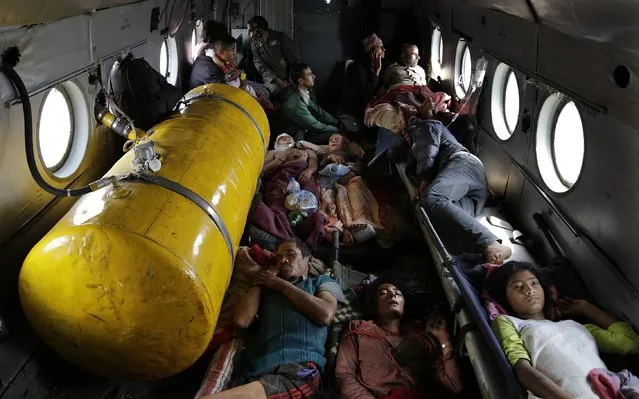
486, 261, 639, 399
306, 134, 382, 246
336, 275, 463, 399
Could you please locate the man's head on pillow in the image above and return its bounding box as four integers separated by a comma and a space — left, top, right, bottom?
274, 133, 295, 152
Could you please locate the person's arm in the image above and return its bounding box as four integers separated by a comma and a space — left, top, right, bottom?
492, 316, 573, 399
557, 298, 616, 329
426, 318, 463, 394
299, 150, 318, 184
309, 100, 339, 127
558, 298, 639, 355
413, 124, 440, 181
262, 151, 286, 174
514, 360, 573, 399
379, 65, 395, 93
251, 43, 278, 86
280, 32, 301, 64
335, 322, 376, 399
347, 142, 365, 160
253, 273, 338, 325
282, 97, 339, 134
209, 65, 227, 84
351, 64, 380, 101
232, 285, 262, 329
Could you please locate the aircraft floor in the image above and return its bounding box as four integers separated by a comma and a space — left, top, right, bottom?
0, 169, 478, 398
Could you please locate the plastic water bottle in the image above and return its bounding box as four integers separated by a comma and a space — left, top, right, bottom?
288, 211, 304, 227
286, 177, 301, 194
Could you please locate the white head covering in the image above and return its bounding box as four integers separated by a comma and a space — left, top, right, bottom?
274, 133, 295, 151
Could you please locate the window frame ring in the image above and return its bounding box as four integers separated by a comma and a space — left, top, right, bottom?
550, 99, 580, 189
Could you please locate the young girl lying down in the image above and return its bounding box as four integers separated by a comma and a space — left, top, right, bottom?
485, 261, 639, 399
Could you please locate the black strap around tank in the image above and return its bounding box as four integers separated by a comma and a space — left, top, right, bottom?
184, 92, 266, 147
122, 173, 236, 263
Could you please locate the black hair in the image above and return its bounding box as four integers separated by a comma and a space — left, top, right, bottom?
289, 62, 311, 84
276, 238, 312, 259
203, 20, 230, 43
484, 261, 554, 318
368, 274, 410, 313
213, 38, 235, 52
363, 269, 442, 322
248, 15, 269, 31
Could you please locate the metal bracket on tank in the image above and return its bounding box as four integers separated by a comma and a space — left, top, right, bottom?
106, 179, 131, 199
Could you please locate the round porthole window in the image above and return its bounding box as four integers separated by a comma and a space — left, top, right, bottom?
454, 39, 472, 98
536, 94, 585, 193
39, 87, 73, 172
191, 19, 203, 62
160, 37, 179, 85
491, 63, 520, 140
191, 28, 198, 61
37, 81, 89, 178
430, 27, 443, 78
160, 40, 168, 77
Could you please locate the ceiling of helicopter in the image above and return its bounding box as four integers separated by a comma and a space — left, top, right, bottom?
2, 0, 636, 59
462, 0, 639, 57
0, 0, 142, 27
459, 0, 535, 20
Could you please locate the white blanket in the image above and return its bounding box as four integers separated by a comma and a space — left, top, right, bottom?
507, 316, 606, 398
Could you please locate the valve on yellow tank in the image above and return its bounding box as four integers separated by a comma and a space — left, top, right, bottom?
95, 104, 147, 141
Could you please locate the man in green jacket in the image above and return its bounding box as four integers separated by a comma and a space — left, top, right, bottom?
248, 16, 300, 96
280, 63, 340, 144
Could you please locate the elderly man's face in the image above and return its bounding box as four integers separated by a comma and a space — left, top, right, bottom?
277, 135, 294, 147
405, 46, 420, 67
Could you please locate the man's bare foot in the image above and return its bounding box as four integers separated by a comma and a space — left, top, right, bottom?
483, 241, 513, 265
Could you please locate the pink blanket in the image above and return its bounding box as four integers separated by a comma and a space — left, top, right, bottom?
364, 85, 451, 134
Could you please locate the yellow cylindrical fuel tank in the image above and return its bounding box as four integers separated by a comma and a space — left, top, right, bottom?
18, 84, 269, 380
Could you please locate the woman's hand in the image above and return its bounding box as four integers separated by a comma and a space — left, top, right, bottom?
556, 298, 591, 317
299, 168, 314, 183
371, 48, 383, 76
558, 297, 619, 329
426, 317, 451, 345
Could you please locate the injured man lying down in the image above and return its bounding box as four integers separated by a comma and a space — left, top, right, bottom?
253, 133, 383, 248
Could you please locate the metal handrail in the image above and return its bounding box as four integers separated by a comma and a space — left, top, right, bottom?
417, 206, 453, 267
394, 162, 515, 399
